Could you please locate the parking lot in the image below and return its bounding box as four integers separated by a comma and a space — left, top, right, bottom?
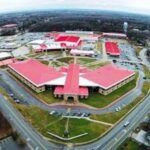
49, 110, 91, 119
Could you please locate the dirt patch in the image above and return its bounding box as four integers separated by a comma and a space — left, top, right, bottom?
0, 112, 12, 139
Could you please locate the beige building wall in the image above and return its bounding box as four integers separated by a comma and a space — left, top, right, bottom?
8, 68, 45, 93
99, 75, 135, 95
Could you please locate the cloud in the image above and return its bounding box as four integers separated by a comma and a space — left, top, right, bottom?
0, 0, 150, 14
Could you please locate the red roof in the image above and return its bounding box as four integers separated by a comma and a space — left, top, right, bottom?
9, 59, 63, 87
105, 42, 120, 56
55, 35, 80, 43
40, 43, 47, 49
0, 58, 17, 67
55, 64, 89, 96
82, 64, 135, 89
79, 87, 89, 96
63, 64, 80, 95
54, 86, 88, 96
1, 24, 17, 28
102, 32, 127, 38
59, 66, 90, 74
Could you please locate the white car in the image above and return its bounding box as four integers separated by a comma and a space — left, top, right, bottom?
124, 121, 130, 127
49, 111, 55, 115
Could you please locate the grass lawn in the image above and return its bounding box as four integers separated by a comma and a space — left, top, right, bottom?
40, 60, 49, 65
134, 46, 143, 56
13, 105, 109, 143
87, 61, 110, 69
7, 73, 60, 104
117, 138, 140, 150
143, 65, 150, 79
91, 81, 150, 124
77, 57, 96, 65
81, 76, 137, 108
96, 41, 102, 53
51, 61, 63, 67
37, 91, 61, 104
56, 57, 74, 64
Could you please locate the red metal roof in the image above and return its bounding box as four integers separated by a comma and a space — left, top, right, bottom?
54, 86, 88, 96
105, 42, 120, 56
1, 24, 17, 28
59, 66, 90, 74
9, 59, 63, 87
54, 86, 64, 95
55, 64, 89, 96
0, 58, 17, 67
63, 64, 80, 95
79, 87, 89, 96
82, 64, 135, 89
55, 35, 80, 43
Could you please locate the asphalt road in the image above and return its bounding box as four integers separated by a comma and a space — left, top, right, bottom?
0, 94, 64, 150
74, 93, 150, 150
0, 136, 29, 150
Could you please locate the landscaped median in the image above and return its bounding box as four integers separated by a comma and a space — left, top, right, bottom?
90, 81, 150, 124
143, 65, 150, 79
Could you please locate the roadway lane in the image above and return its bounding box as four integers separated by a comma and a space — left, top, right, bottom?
74, 93, 150, 150
139, 48, 150, 67
0, 95, 64, 150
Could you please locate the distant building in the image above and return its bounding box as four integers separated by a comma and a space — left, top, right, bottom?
105, 41, 121, 56
0, 52, 12, 60
29, 35, 82, 52
65, 31, 94, 35
102, 32, 127, 39
8, 59, 135, 102
123, 22, 128, 34
0, 24, 18, 36
70, 49, 95, 57
55, 35, 81, 49
132, 130, 150, 147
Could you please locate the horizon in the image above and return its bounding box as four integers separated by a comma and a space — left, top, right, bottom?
0, 8, 150, 17
1, 0, 150, 15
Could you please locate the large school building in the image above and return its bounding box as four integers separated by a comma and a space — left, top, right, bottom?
8, 59, 135, 102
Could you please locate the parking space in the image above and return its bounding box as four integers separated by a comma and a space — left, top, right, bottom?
119, 43, 139, 62
49, 110, 91, 119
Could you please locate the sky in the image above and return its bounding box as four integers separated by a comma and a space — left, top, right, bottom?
1, 0, 150, 15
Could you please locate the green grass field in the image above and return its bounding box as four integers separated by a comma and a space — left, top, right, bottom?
77, 57, 97, 65
87, 61, 110, 69
14, 105, 109, 143
56, 57, 74, 64
134, 46, 143, 56
91, 81, 150, 124
96, 41, 102, 53
117, 138, 140, 150
37, 91, 61, 104
143, 65, 150, 79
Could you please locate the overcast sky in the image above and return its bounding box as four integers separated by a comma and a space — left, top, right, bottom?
1, 0, 150, 15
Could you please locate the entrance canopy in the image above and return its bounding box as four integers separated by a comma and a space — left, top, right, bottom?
54, 86, 89, 96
